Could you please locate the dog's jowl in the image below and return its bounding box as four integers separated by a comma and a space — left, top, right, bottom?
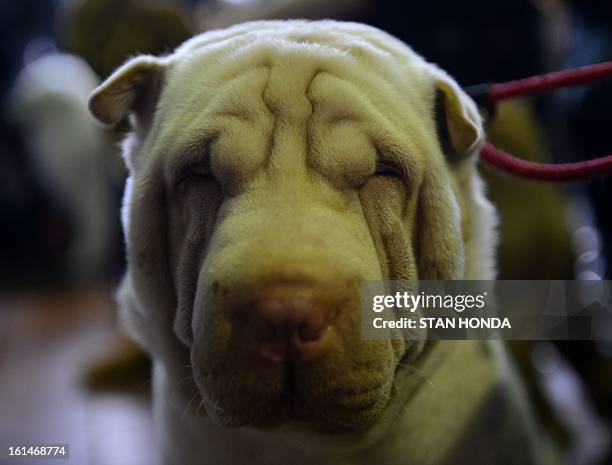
89, 20, 540, 465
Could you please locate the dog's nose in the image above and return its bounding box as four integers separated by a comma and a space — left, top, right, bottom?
249, 296, 332, 363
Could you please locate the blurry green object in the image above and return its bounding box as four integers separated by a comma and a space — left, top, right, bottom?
85, 336, 151, 391
483, 100, 574, 280
483, 100, 576, 453
57, 0, 193, 78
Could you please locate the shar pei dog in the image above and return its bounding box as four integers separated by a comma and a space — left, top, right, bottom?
89, 20, 542, 465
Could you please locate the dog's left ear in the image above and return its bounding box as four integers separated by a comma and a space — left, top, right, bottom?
88, 55, 167, 128
433, 70, 484, 160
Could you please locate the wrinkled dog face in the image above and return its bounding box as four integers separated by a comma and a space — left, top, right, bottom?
89, 21, 490, 431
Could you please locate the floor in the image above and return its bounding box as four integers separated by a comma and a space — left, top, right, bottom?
0, 289, 155, 465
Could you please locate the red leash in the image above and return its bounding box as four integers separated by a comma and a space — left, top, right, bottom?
467, 61, 612, 181
480, 144, 612, 181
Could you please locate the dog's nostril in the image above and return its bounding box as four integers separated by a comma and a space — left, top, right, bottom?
247, 294, 333, 363
251, 316, 276, 341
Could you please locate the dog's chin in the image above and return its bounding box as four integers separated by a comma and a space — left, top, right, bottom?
196, 385, 392, 433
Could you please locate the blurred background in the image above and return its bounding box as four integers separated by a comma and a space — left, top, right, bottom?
0, 0, 611, 464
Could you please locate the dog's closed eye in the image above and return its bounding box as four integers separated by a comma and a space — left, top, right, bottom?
374, 152, 405, 181
374, 160, 403, 179
177, 169, 215, 193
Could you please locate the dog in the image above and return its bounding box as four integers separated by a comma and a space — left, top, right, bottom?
12, 53, 113, 282
89, 20, 541, 465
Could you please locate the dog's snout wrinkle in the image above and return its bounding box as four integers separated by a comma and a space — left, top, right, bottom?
247, 293, 333, 364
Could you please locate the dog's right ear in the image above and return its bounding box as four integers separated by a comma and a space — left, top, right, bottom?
88, 55, 167, 128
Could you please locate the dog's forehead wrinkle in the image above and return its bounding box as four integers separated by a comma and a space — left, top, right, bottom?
160, 66, 272, 130
164, 24, 431, 119
258, 65, 333, 130
150, 27, 438, 191
307, 71, 431, 150
175, 20, 421, 68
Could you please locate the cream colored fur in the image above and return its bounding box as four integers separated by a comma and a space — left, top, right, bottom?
90, 20, 540, 465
